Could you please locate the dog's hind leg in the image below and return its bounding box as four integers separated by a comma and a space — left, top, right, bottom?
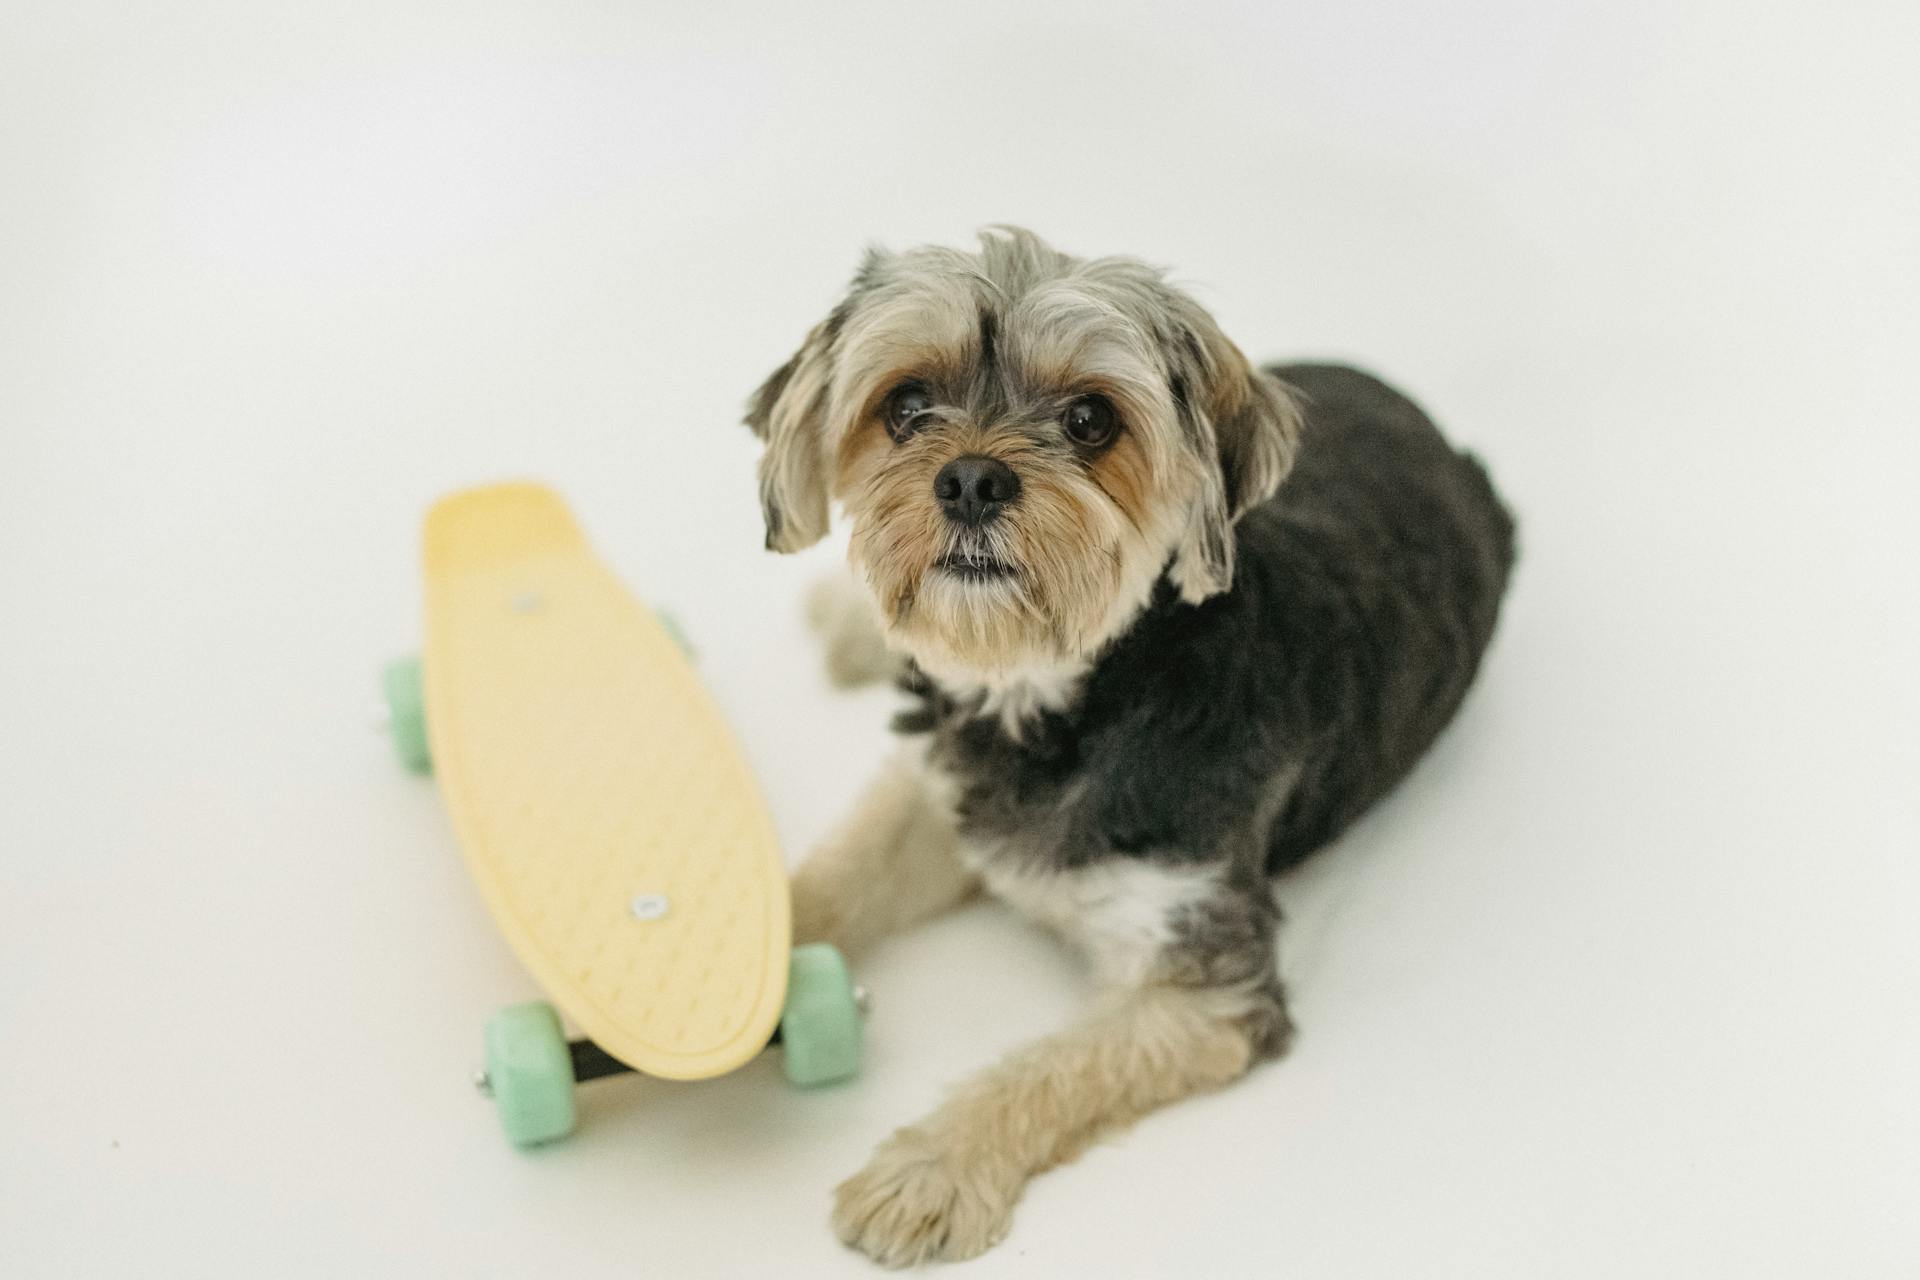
806, 570, 904, 689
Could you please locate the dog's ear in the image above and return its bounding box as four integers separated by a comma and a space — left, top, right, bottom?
1160, 299, 1302, 602
744, 249, 894, 552
743, 312, 839, 553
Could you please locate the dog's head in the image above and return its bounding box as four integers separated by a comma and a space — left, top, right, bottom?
744, 227, 1300, 678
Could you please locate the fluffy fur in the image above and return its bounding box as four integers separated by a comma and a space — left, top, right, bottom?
746, 228, 1516, 1266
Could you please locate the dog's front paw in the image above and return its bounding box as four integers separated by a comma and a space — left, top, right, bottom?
832, 1127, 1020, 1267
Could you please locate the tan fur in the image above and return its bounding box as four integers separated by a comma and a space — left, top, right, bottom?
840, 421, 1153, 673
789, 746, 978, 962
832, 982, 1262, 1267
1086, 427, 1156, 532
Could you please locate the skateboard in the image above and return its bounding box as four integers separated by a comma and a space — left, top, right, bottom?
381, 482, 863, 1147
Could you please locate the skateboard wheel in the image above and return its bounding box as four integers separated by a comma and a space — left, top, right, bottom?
484, 1002, 576, 1147
779, 944, 864, 1088
381, 656, 431, 774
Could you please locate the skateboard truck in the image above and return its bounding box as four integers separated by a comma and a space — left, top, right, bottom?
450, 945, 868, 1145
471, 1038, 640, 1097
473, 983, 871, 1098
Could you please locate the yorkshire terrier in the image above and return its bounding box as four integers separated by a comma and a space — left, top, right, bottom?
743, 227, 1515, 1266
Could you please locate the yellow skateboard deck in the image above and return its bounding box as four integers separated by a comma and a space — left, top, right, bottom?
420, 483, 790, 1080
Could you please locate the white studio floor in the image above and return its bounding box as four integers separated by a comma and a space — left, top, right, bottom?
4, 3, 1916, 1276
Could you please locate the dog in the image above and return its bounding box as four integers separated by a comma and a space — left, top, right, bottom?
743, 227, 1515, 1266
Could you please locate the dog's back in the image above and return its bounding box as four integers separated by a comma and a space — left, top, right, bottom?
1247, 363, 1517, 871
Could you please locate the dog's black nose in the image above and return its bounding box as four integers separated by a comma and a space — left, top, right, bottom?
934, 455, 1020, 527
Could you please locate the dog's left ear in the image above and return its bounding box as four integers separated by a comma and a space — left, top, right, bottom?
1160, 302, 1302, 602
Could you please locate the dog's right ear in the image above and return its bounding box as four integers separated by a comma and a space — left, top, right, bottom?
744, 251, 890, 553
743, 316, 836, 553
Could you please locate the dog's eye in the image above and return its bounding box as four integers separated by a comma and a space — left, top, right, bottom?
1062, 395, 1118, 448
884, 384, 935, 441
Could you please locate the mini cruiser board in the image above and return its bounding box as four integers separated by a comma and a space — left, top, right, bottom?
381, 482, 863, 1146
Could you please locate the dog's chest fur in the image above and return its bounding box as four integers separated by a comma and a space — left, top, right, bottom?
969, 846, 1224, 985
895, 641, 1271, 982
895, 586, 1283, 877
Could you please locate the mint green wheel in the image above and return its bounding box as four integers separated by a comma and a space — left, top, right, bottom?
381, 655, 431, 774
484, 1002, 576, 1147
780, 943, 864, 1087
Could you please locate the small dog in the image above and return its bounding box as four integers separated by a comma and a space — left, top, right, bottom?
743, 228, 1515, 1266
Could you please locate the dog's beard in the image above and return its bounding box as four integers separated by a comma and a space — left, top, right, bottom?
845, 446, 1165, 676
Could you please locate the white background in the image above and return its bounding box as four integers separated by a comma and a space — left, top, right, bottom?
4, 2, 1917, 1275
